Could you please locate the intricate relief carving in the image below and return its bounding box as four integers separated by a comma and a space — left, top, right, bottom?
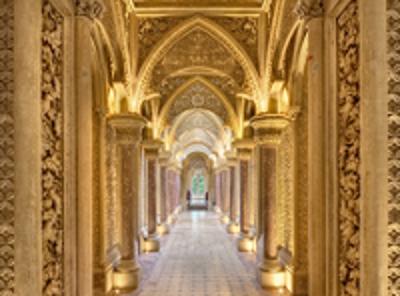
75, 0, 105, 19
387, 1, 400, 294
168, 82, 228, 123
41, 2, 64, 294
337, 2, 360, 295
175, 111, 221, 139
210, 17, 259, 68
138, 17, 187, 71
0, 2, 15, 295
151, 29, 245, 88
294, 0, 324, 20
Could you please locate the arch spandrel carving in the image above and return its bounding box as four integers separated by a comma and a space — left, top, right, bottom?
135, 17, 260, 109
158, 77, 239, 135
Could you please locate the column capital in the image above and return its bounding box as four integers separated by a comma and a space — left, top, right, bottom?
158, 151, 172, 166
250, 113, 290, 146
232, 139, 255, 160
75, 0, 105, 20
224, 151, 238, 167
294, 0, 324, 20
142, 139, 163, 160
108, 113, 147, 144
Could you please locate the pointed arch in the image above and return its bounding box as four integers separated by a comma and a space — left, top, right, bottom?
134, 16, 260, 110
158, 76, 239, 135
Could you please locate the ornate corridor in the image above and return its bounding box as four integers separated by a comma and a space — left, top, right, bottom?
0, 0, 393, 296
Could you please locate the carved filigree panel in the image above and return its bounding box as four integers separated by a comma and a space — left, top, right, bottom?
388, 1, 400, 294
41, 2, 64, 294
278, 124, 294, 252
210, 17, 259, 68
138, 17, 187, 71
168, 82, 228, 123
0, 2, 15, 295
151, 29, 245, 88
337, 2, 360, 294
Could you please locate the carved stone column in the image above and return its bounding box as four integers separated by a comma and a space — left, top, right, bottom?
226, 153, 238, 234
158, 151, 171, 234
233, 139, 255, 252
108, 113, 146, 293
251, 114, 290, 289
142, 139, 163, 252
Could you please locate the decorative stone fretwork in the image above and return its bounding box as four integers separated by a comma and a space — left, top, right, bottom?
151, 29, 246, 88
41, 2, 64, 294
75, 0, 105, 20
138, 17, 187, 71
337, 2, 360, 295
294, 0, 324, 20
167, 82, 229, 123
108, 114, 146, 292
388, 1, 400, 294
210, 17, 259, 68
0, 2, 14, 295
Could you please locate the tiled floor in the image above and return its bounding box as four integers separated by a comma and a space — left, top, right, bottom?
126, 211, 288, 296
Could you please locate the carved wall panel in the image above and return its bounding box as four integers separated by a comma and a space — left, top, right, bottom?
387, 1, 400, 294
168, 82, 228, 123
337, 2, 361, 294
0, 2, 15, 295
106, 124, 118, 252
278, 124, 294, 252
41, 1, 64, 294
293, 71, 308, 281
151, 29, 246, 88
138, 17, 187, 71
210, 17, 259, 68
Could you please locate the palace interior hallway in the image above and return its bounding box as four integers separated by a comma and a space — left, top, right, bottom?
1, 0, 394, 296
127, 210, 283, 296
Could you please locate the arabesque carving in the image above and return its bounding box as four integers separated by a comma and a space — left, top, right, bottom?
151, 29, 245, 88
387, 0, 400, 294
175, 111, 221, 140
41, 2, 64, 294
294, 0, 324, 20
0, 2, 15, 295
168, 82, 228, 123
138, 17, 187, 71
76, 0, 105, 19
210, 17, 259, 68
337, 2, 360, 295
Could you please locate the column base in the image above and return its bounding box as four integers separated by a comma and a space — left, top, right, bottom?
157, 222, 170, 235
220, 214, 230, 225
143, 233, 160, 252
237, 233, 255, 252
257, 259, 285, 290
113, 260, 141, 293
226, 222, 239, 234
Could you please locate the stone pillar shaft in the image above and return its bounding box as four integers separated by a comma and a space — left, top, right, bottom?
261, 146, 277, 260
229, 166, 235, 221
147, 158, 157, 235
160, 166, 168, 222
239, 159, 250, 235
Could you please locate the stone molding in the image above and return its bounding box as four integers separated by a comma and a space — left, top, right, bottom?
294, 0, 324, 20
232, 139, 255, 160
158, 151, 171, 167
75, 0, 105, 20
142, 139, 163, 160
250, 113, 290, 146
107, 114, 147, 144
